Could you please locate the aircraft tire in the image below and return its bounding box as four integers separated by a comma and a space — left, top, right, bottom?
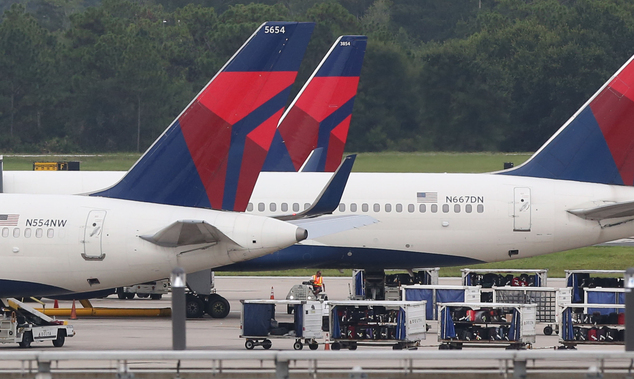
150, 294, 162, 300
206, 294, 230, 319
185, 295, 205, 318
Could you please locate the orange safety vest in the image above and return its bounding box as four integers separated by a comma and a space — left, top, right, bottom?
312, 275, 323, 287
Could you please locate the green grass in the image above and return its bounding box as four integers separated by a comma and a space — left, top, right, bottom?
4, 151, 630, 278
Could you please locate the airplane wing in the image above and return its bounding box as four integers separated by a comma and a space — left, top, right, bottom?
287, 214, 377, 239
568, 200, 634, 220
276, 154, 356, 221
140, 220, 241, 248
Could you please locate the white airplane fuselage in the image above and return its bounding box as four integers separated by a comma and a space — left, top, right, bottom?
0, 193, 302, 297
3, 170, 634, 268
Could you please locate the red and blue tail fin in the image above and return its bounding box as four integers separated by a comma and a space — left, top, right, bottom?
502, 55, 634, 185
92, 22, 314, 211
262, 35, 367, 172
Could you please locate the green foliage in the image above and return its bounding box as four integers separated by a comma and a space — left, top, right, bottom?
1, 0, 634, 153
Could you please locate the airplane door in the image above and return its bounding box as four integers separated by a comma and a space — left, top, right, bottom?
513, 187, 531, 231
82, 210, 106, 260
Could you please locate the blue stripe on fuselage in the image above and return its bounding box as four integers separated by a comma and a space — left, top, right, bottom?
0, 279, 72, 298
216, 245, 483, 271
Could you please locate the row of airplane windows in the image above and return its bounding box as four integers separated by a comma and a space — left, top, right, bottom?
2, 227, 55, 239
247, 202, 485, 214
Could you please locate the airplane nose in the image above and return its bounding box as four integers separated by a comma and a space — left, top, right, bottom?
296, 227, 308, 242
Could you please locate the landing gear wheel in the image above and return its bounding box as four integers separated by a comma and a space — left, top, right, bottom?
185, 294, 205, 318
19, 332, 33, 348
53, 331, 65, 347
262, 340, 272, 350
543, 325, 553, 335
137, 293, 149, 298
309, 343, 319, 350
125, 293, 135, 300
206, 294, 230, 319
293, 341, 303, 350
150, 294, 163, 300
245, 340, 255, 350
117, 288, 126, 299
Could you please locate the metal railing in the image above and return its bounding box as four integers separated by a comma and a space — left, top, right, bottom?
0, 350, 632, 378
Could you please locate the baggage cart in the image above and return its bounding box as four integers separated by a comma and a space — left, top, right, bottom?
558, 303, 624, 349
438, 302, 536, 350
565, 270, 624, 303
240, 300, 323, 350
351, 268, 439, 300
461, 269, 548, 287
493, 287, 570, 335
401, 285, 480, 320
329, 300, 426, 350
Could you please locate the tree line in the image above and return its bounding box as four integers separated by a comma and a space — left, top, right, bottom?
0, 0, 633, 153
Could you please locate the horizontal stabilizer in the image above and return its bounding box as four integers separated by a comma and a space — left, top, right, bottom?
140, 220, 240, 248
288, 214, 377, 239
568, 200, 634, 220
277, 154, 356, 220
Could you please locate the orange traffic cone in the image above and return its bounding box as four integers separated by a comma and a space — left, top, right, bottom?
325, 332, 330, 350
53, 299, 59, 309
270, 286, 275, 300
70, 300, 77, 320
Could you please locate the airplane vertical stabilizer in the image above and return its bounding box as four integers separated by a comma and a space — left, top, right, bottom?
262, 35, 367, 172
502, 55, 634, 185
92, 22, 315, 211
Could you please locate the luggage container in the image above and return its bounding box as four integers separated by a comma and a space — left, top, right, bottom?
559, 303, 624, 349
401, 285, 480, 320
351, 268, 439, 301
493, 287, 571, 335
329, 300, 426, 350
461, 269, 548, 287
240, 300, 323, 350
438, 302, 536, 350
565, 270, 624, 304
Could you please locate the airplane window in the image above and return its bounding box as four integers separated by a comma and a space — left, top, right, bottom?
270, 203, 276, 212
373, 203, 380, 212
47, 229, 54, 238
362, 203, 369, 212
419, 204, 426, 213
247, 203, 253, 212
385, 204, 392, 212
24, 228, 31, 238
466, 204, 472, 213
408, 204, 415, 213
1, 228, 7, 238
12, 228, 19, 238
293, 203, 300, 212
351, 203, 357, 212
258, 203, 265, 212
339, 204, 346, 212
281, 203, 288, 212
442, 204, 449, 213
396, 204, 402, 212
431, 204, 438, 213
36, 228, 43, 238
477, 204, 484, 213
304, 203, 310, 210
454, 204, 460, 213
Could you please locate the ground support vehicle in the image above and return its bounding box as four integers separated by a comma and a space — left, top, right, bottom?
493, 287, 571, 335
565, 270, 624, 304
559, 303, 624, 349
329, 300, 426, 350
0, 298, 74, 348
402, 285, 480, 321
351, 268, 439, 301
117, 280, 170, 300
438, 302, 536, 350
240, 300, 323, 350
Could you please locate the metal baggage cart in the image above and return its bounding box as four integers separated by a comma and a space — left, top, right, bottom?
558, 303, 624, 349
401, 285, 480, 320
438, 302, 536, 350
329, 300, 426, 350
240, 300, 323, 350
565, 270, 624, 303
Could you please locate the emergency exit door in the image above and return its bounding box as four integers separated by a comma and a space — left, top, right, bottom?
82, 210, 106, 260
513, 187, 531, 231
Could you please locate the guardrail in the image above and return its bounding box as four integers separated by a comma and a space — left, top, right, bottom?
0, 350, 633, 378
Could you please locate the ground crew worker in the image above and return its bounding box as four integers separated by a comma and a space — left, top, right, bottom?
311, 271, 325, 294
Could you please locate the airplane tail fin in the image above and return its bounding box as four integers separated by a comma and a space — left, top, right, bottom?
502, 54, 634, 185
262, 35, 367, 172
92, 22, 315, 211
